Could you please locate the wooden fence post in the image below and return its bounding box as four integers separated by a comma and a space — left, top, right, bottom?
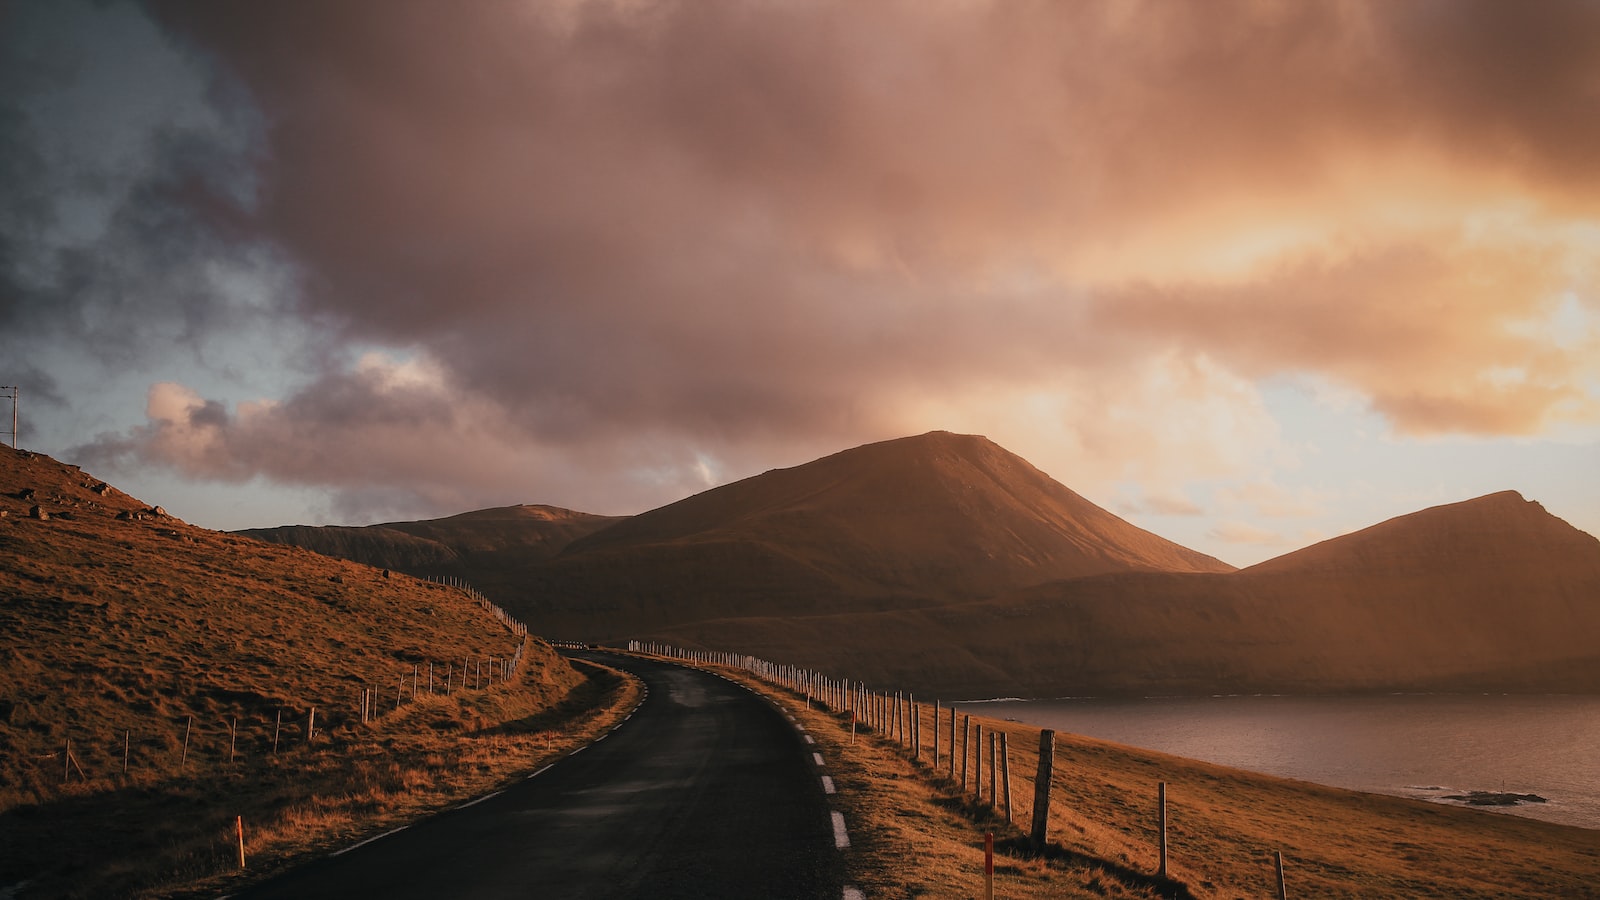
961, 715, 971, 790
1275, 850, 1288, 900
63, 738, 71, 784
949, 707, 957, 780
912, 697, 920, 759
1000, 732, 1013, 822
1159, 782, 1168, 879
975, 723, 984, 801
988, 731, 998, 807
229, 717, 238, 763
933, 700, 941, 767
307, 707, 316, 743
123, 729, 130, 775
181, 716, 192, 768
1030, 729, 1055, 848
272, 710, 281, 754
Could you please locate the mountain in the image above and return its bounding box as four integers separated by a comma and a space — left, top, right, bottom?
1242, 489, 1600, 580
513, 431, 1234, 635
240, 504, 624, 590
651, 491, 1600, 697
233, 432, 1600, 697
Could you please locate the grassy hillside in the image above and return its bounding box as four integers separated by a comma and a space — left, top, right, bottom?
238, 504, 623, 589
0, 446, 630, 897
651, 493, 1600, 697
514, 431, 1234, 635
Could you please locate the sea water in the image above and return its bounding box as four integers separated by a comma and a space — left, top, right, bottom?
955, 693, 1600, 830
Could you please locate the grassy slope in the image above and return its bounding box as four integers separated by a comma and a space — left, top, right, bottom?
652, 492, 1600, 697
0, 447, 636, 897
711, 661, 1600, 900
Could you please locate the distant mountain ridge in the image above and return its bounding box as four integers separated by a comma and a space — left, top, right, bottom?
570, 431, 1232, 580
236, 432, 1600, 697
512, 432, 1234, 633
240, 504, 623, 584
656, 489, 1600, 696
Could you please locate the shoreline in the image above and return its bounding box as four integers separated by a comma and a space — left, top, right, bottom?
953, 693, 1600, 831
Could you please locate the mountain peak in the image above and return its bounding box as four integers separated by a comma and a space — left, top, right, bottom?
557, 431, 1233, 615
1245, 490, 1599, 577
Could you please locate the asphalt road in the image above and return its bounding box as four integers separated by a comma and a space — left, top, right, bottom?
231, 652, 844, 899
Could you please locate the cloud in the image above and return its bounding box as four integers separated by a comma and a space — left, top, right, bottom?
1120, 493, 1206, 518
1207, 520, 1294, 547
14, 0, 1600, 519
1216, 480, 1331, 520
1096, 233, 1600, 436
70, 355, 808, 520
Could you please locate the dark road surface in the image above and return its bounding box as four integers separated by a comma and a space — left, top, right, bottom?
231, 652, 845, 899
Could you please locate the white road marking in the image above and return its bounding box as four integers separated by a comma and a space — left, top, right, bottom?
813, 752, 825, 767
803, 734, 815, 744
527, 764, 554, 780
455, 790, 504, 810
844, 888, 865, 900
821, 775, 836, 794
331, 825, 408, 856
831, 811, 850, 849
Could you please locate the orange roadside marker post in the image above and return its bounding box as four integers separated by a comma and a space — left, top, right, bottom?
985, 831, 995, 900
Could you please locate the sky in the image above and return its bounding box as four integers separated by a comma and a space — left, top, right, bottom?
1, 0, 1597, 567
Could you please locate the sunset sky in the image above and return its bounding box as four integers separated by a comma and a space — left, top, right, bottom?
3, 0, 1596, 566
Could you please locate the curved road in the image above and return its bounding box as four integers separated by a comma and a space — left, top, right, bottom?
233, 652, 845, 899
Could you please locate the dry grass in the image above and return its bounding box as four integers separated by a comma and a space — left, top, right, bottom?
712, 666, 1600, 900
0, 447, 641, 897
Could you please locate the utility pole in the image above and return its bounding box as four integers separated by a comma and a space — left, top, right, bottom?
0, 386, 15, 448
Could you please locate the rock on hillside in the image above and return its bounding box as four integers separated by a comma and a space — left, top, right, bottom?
517, 431, 1233, 636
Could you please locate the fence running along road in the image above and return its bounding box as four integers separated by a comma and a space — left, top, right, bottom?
231, 652, 845, 900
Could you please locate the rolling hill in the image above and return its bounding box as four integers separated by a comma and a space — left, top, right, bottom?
236, 431, 1600, 698
239, 504, 622, 580
0, 445, 594, 896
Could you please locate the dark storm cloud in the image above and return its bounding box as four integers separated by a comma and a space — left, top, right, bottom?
44, 0, 1600, 516
0, 0, 283, 419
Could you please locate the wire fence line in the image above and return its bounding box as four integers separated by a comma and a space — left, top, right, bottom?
628, 640, 1293, 900
423, 575, 528, 637
16, 579, 532, 800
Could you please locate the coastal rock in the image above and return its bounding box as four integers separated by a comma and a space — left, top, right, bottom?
1444, 791, 1548, 806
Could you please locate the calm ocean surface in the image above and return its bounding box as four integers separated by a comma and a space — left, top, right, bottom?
955, 694, 1600, 830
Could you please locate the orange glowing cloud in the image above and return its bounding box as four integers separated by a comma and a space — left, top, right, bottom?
48, 0, 1598, 519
